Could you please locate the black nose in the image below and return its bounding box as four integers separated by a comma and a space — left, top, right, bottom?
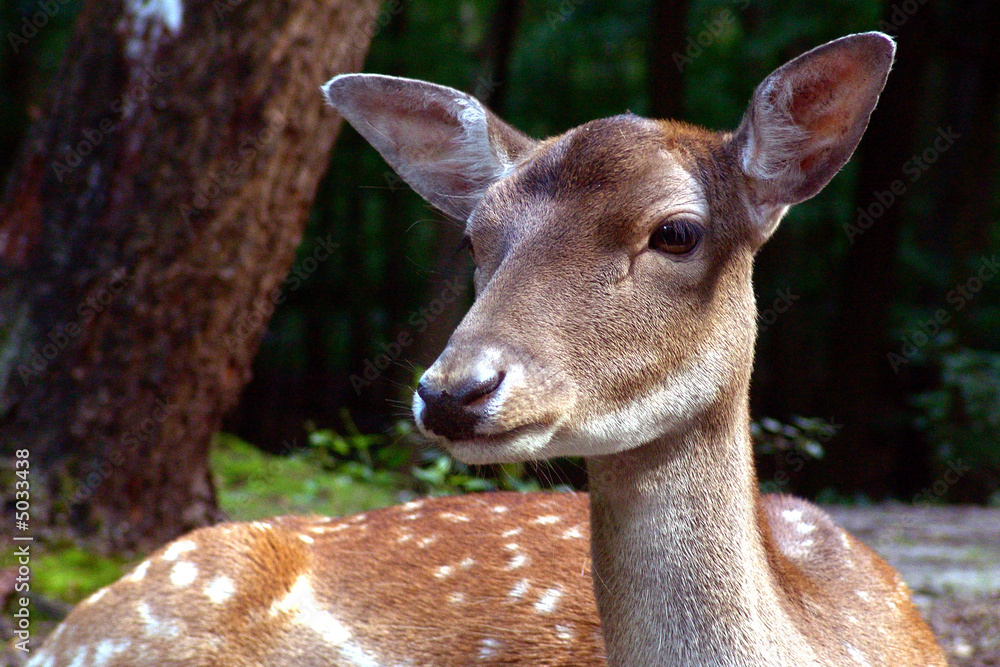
417, 372, 504, 441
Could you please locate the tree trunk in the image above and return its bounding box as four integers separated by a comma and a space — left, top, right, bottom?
647, 0, 688, 119
820, 2, 936, 497
0, 0, 380, 551
647, 0, 690, 119
933, 0, 1000, 325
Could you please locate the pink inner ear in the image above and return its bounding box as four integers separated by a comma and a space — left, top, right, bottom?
788, 56, 861, 132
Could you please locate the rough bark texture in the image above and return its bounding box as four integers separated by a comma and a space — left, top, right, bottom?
0, 0, 380, 550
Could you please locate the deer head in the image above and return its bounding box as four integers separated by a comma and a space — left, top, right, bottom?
323, 33, 894, 467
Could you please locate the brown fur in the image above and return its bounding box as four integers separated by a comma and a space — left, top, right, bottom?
35, 32, 947, 667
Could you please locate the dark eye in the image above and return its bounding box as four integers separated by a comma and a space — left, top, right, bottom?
649, 219, 701, 255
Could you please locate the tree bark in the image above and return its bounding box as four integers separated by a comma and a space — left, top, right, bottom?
0, 0, 380, 550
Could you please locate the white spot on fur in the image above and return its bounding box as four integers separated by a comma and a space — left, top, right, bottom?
782, 509, 803, 523
405, 513, 422, 521
435, 565, 454, 579
506, 553, 528, 570
162, 539, 197, 561
349, 514, 367, 523
449, 591, 465, 604
533, 515, 560, 525
845, 643, 872, 667
795, 522, 815, 534
402, 500, 424, 510
508, 579, 530, 600
534, 588, 562, 613
555, 624, 575, 641
205, 575, 236, 604
127, 560, 151, 582
270, 575, 349, 645
562, 526, 584, 540
418, 536, 438, 548
25, 654, 54, 667
93, 639, 130, 664
137, 601, 180, 638
269, 577, 391, 667
84, 587, 109, 604
493, 506, 508, 513
501, 528, 522, 537
478, 638, 501, 660
504, 543, 519, 551
169, 561, 198, 587
856, 590, 871, 602
460, 557, 475, 568
298, 534, 315, 544
440, 512, 470, 522
398, 533, 413, 543
66, 646, 89, 667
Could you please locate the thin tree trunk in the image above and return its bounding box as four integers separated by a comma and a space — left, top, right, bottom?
0, 0, 380, 550
934, 0, 1000, 324
479, 0, 524, 114
820, 2, 936, 497
647, 0, 690, 119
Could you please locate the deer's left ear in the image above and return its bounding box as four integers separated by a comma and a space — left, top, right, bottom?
323, 73, 536, 222
731, 32, 895, 240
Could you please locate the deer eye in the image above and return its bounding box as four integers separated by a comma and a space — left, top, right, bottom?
649, 219, 701, 255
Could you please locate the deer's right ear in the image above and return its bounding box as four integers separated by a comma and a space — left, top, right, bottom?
731, 32, 895, 241
323, 73, 536, 222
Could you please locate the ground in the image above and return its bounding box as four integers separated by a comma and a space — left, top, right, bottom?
828, 504, 1000, 666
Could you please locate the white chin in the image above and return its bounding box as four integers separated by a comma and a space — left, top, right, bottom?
442, 427, 557, 465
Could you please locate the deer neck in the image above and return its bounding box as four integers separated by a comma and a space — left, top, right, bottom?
586, 388, 810, 666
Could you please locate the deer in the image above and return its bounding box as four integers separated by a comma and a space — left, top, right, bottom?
28, 32, 947, 667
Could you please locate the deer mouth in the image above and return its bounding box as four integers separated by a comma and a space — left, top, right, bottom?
440, 421, 559, 464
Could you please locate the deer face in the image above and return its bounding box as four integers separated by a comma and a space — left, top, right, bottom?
415, 116, 759, 463
323, 33, 894, 463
